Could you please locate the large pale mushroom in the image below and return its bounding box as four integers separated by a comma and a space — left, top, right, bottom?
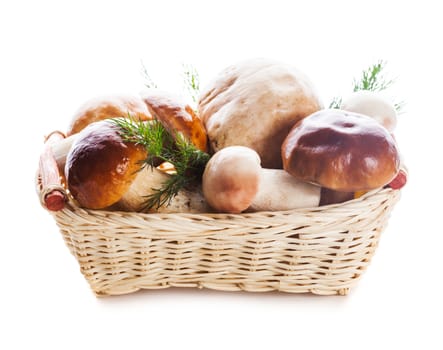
198, 58, 323, 168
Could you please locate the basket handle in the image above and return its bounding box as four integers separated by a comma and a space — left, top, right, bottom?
39, 131, 68, 211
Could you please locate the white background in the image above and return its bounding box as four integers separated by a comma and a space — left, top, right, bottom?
1, 0, 441, 349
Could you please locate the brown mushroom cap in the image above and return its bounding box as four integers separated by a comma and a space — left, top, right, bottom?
282, 109, 400, 192
142, 91, 208, 152
202, 146, 261, 213
198, 58, 323, 168
65, 120, 147, 209
67, 94, 152, 136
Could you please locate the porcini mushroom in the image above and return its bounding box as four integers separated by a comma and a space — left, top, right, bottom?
198, 58, 323, 168
340, 91, 397, 131
282, 109, 401, 192
65, 120, 210, 213
51, 94, 153, 174
67, 94, 152, 136
142, 91, 208, 152
202, 146, 320, 213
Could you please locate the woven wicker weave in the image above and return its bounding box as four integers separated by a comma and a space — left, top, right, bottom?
37, 174, 401, 296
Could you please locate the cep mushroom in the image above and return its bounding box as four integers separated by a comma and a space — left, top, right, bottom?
282, 109, 401, 192
202, 146, 320, 213
65, 120, 210, 213
340, 91, 397, 132
50, 94, 153, 174
67, 94, 152, 136
198, 58, 323, 168
142, 91, 208, 152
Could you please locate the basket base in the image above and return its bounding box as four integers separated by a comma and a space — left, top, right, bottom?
50, 188, 400, 298
88, 277, 355, 297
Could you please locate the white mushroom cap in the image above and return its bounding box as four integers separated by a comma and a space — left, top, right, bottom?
198, 58, 323, 168
202, 146, 261, 213
340, 91, 397, 131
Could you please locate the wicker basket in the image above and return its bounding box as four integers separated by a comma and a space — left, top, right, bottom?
37, 172, 401, 296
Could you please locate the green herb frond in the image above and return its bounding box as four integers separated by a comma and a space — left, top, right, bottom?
141, 60, 158, 89
394, 100, 406, 114
142, 174, 187, 210
112, 116, 171, 167
173, 133, 210, 173
329, 60, 405, 113
182, 63, 200, 104
352, 60, 394, 92
329, 96, 343, 109
111, 116, 210, 210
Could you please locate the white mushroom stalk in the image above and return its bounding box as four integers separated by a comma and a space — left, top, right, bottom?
115, 166, 210, 213
202, 146, 321, 213
50, 134, 77, 173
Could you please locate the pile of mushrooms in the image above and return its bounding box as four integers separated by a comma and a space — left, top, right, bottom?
44, 58, 407, 214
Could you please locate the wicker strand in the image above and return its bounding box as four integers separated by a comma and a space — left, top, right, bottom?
39, 179, 401, 296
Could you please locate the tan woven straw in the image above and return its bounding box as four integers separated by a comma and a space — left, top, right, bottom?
37, 174, 401, 296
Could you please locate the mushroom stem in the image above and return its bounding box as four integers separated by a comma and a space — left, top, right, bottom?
50, 119, 155, 173
39, 131, 68, 211
117, 167, 211, 213
248, 169, 321, 212
202, 146, 321, 213
49, 134, 77, 173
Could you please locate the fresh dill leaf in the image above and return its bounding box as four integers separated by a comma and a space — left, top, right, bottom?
394, 100, 406, 113
352, 60, 394, 92
172, 133, 210, 176
329, 60, 405, 113
142, 174, 187, 210
182, 63, 200, 104
111, 117, 210, 210
141, 60, 158, 89
329, 96, 343, 109
112, 116, 171, 167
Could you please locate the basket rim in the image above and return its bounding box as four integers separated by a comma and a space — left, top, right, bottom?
36, 171, 402, 297
35, 169, 399, 219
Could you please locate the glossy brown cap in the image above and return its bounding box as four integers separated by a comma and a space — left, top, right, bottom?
282, 109, 400, 192
67, 94, 152, 136
65, 120, 147, 209
142, 91, 208, 152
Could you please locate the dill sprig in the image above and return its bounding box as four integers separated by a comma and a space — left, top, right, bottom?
352, 60, 394, 92
182, 63, 200, 105
141, 60, 158, 89
143, 174, 188, 210
329, 60, 404, 113
111, 117, 210, 210
328, 96, 343, 110
113, 117, 170, 167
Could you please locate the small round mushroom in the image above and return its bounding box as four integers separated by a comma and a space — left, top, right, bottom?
67, 94, 152, 136
282, 109, 400, 192
202, 146, 320, 213
65, 120, 209, 213
340, 91, 397, 131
